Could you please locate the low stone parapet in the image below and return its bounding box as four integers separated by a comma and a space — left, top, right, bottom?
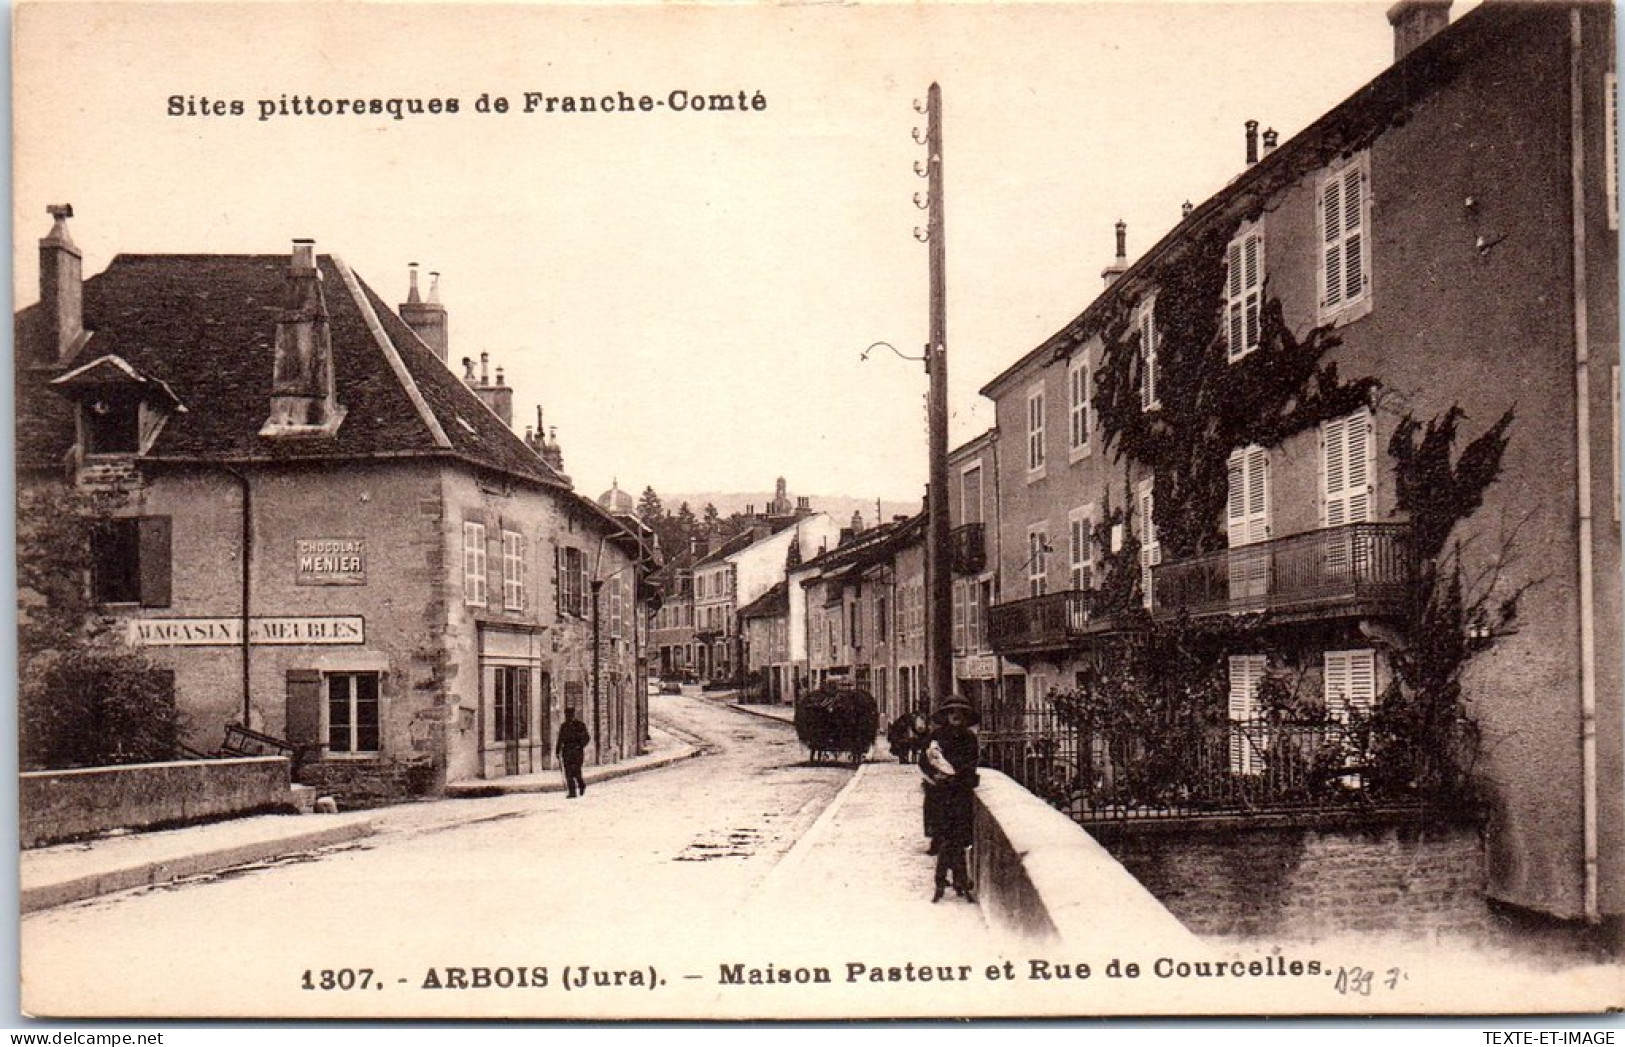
972, 769, 1197, 948
21, 756, 295, 849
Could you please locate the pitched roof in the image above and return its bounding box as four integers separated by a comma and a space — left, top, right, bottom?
16, 252, 570, 492
979, 0, 1539, 398
738, 580, 789, 620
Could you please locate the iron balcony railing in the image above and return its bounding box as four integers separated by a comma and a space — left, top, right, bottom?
949, 522, 987, 575
987, 588, 1120, 654
1151, 522, 1414, 621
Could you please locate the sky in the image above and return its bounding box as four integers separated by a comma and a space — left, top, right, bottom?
11, 0, 1462, 505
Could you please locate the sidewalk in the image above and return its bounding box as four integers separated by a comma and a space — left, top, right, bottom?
739, 758, 1017, 951
20, 725, 699, 914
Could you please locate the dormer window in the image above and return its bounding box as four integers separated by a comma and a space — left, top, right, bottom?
85, 392, 141, 454
48, 353, 185, 460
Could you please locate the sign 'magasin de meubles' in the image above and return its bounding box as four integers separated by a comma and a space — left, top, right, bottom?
127, 616, 365, 646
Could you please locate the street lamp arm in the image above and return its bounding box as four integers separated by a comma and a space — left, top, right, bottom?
860, 341, 927, 365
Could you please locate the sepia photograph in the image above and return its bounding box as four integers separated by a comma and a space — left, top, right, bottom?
10, 0, 1624, 1023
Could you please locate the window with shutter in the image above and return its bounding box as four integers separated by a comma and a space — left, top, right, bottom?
1026, 384, 1046, 474
1322, 409, 1373, 527
952, 581, 966, 653
463, 522, 487, 607
1138, 297, 1159, 410
138, 516, 173, 607
502, 530, 525, 611
961, 463, 983, 525
1068, 357, 1091, 457
1228, 654, 1266, 774
1068, 504, 1094, 591
1027, 525, 1049, 597
1318, 155, 1371, 322
1226, 226, 1265, 361
1607, 72, 1618, 231
285, 669, 324, 753
1138, 483, 1160, 608
1226, 447, 1270, 601
1323, 649, 1377, 720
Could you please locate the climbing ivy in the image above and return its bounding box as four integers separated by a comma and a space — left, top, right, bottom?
1090, 221, 1378, 559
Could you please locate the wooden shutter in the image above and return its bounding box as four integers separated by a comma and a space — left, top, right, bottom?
553, 545, 562, 616
1139, 484, 1160, 608
285, 669, 323, 750
1228, 654, 1265, 774
1322, 162, 1368, 311
1323, 410, 1372, 527
1227, 448, 1270, 600
1324, 649, 1376, 720
1227, 230, 1265, 361
1139, 301, 1158, 409
138, 515, 172, 608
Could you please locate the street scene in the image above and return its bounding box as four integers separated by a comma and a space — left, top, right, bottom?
11, 0, 1625, 1024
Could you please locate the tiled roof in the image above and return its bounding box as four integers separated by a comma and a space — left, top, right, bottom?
738, 580, 789, 620
15, 252, 570, 492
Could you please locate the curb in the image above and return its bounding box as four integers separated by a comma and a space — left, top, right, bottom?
738, 760, 870, 916
20, 820, 376, 914
442, 741, 703, 798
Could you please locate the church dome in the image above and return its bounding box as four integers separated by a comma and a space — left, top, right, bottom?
598, 480, 635, 514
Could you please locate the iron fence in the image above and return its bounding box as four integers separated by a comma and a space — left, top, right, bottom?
981, 701, 1391, 824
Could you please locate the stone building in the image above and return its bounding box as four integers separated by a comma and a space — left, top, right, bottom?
15, 213, 657, 798
975, 1, 1619, 923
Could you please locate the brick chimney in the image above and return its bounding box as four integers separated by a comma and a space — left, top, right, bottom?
1387, 0, 1451, 63
463, 351, 514, 428
261, 240, 346, 436
38, 204, 86, 365
1101, 221, 1128, 289
400, 264, 449, 362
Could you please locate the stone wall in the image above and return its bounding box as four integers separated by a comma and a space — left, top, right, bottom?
21, 756, 292, 848
1100, 817, 1487, 940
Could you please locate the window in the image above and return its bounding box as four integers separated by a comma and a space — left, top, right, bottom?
1318, 154, 1371, 322
1027, 525, 1049, 597
1138, 297, 1159, 410
1227, 655, 1266, 774
1138, 482, 1160, 608
328, 672, 380, 755
1227, 446, 1271, 599
610, 576, 624, 638
1226, 225, 1265, 361
557, 545, 587, 617
961, 463, 983, 525
92, 516, 171, 606
463, 522, 488, 607
501, 530, 525, 611
1068, 357, 1091, 457
952, 581, 967, 653
876, 595, 888, 644
1068, 504, 1095, 591
493, 665, 531, 742
1026, 384, 1046, 474
1322, 409, 1373, 527
975, 579, 993, 651
1324, 649, 1377, 721
84, 393, 141, 455
849, 599, 863, 650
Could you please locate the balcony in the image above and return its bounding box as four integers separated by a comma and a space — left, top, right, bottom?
1151, 522, 1413, 622
988, 588, 1124, 655
949, 522, 986, 575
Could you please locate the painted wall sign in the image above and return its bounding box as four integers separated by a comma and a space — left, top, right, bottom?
296, 538, 366, 585
128, 616, 365, 646
955, 654, 998, 680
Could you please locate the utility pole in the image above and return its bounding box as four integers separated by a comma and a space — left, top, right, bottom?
924, 81, 954, 707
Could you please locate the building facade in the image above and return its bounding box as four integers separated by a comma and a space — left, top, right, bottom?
975, 1, 1619, 923
16, 218, 657, 799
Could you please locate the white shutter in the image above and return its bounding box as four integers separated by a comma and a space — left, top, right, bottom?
1321, 158, 1370, 316
1325, 648, 1377, 725
1323, 409, 1373, 527
1342, 167, 1365, 304
1226, 229, 1265, 361
1139, 484, 1160, 608
1139, 299, 1158, 410
1228, 654, 1266, 774
1227, 447, 1270, 601
1322, 176, 1344, 309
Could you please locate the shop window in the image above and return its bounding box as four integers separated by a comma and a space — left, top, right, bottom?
328, 672, 380, 755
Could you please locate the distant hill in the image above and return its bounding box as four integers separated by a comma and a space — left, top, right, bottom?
659, 492, 920, 530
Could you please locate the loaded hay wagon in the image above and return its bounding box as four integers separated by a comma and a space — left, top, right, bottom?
794, 686, 879, 766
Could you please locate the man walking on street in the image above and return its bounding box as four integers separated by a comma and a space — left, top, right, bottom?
556, 708, 591, 798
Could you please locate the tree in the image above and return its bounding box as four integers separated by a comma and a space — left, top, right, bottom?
17, 483, 184, 770
636, 485, 663, 524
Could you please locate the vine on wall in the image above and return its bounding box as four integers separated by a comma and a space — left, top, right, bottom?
1090, 221, 1378, 559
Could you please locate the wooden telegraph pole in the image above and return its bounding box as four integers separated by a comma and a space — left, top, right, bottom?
924, 82, 954, 708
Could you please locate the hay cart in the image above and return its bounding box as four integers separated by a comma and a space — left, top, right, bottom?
794, 686, 879, 766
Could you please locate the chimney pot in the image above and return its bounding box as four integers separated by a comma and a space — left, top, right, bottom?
1245, 120, 1260, 165
480, 351, 489, 386
407, 263, 421, 303
1101, 220, 1129, 289
428, 271, 442, 304
1262, 128, 1279, 154
1181, 200, 1194, 218
1387, 0, 1451, 63
291, 238, 316, 270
